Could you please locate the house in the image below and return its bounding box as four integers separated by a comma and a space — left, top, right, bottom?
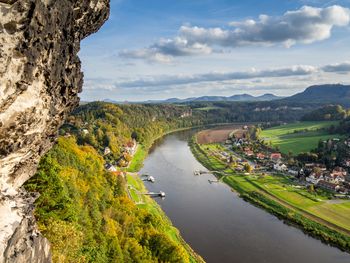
338, 187, 349, 195
328, 167, 347, 184
288, 167, 300, 176
124, 139, 137, 155
245, 150, 254, 157
104, 147, 111, 155
343, 159, 350, 167
306, 172, 324, 184
233, 138, 245, 147
270, 153, 282, 163
344, 140, 350, 147
304, 163, 327, 173
256, 153, 266, 160
274, 163, 288, 172
81, 129, 89, 135
317, 180, 340, 192
243, 148, 254, 156
105, 163, 117, 172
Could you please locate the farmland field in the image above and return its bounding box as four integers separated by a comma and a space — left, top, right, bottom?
260, 121, 342, 154
191, 141, 350, 233
196, 125, 248, 144
226, 174, 350, 231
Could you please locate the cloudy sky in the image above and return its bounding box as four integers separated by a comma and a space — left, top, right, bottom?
79, 0, 350, 101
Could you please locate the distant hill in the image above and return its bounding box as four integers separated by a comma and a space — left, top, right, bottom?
282, 84, 350, 106
141, 93, 283, 104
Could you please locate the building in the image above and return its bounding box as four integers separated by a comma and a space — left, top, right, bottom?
81, 129, 89, 135
256, 153, 266, 160
317, 180, 340, 192
288, 167, 300, 176
245, 150, 254, 157
104, 147, 111, 155
124, 139, 137, 155
328, 167, 347, 184
306, 173, 324, 184
343, 159, 350, 167
274, 163, 288, 172
105, 163, 117, 172
270, 153, 282, 163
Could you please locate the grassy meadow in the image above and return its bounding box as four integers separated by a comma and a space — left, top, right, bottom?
190, 139, 350, 241
260, 121, 342, 154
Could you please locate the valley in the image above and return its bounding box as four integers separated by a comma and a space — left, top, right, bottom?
24, 99, 350, 262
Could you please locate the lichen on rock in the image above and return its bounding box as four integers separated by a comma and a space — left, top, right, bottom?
0, 0, 110, 262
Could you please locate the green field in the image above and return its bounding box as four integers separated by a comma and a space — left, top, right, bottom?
194, 106, 222, 111
191, 140, 350, 235
224, 174, 350, 231
127, 145, 147, 172
260, 121, 342, 154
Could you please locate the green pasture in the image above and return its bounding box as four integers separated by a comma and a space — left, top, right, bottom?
260, 121, 342, 154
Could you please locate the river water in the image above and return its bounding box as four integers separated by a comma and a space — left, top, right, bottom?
140, 130, 350, 263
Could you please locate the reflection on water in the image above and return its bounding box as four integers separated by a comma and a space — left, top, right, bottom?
140, 130, 350, 263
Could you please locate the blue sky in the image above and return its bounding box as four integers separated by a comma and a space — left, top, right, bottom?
79, 0, 350, 101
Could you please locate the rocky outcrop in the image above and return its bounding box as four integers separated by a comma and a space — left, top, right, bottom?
0, 0, 110, 262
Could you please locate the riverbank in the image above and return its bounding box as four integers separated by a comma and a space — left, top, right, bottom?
189, 137, 350, 253
126, 123, 246, 173
125, 173, 204, 263
124, 129, 205, 262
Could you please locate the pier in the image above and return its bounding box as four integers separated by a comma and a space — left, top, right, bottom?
142, 191, 166, 197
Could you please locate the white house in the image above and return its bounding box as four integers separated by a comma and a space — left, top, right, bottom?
104, 147, 111, 155
105, 163, 117, 172
124, 139, 137, 155
274, 163, 288, 172
288, 168, 299, 176
306, 173, 324, 184
81, 129, 89, 135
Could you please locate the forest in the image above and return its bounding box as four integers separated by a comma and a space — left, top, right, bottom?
25, 137, 196, 262
25, 102, 208, 262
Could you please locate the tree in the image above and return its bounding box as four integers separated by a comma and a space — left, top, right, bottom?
131, 131, 139, 141
244, 163, 253, 173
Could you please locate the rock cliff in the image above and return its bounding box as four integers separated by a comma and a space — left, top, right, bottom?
0, 0, 110, 262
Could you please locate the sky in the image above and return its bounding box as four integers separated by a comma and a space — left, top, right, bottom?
79, 0, 350, 101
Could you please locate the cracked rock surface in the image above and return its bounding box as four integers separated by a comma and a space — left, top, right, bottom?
0, 0, 109, 262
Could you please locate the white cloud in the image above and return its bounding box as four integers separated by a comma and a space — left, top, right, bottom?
116, 65, 318, 88
82, 60, 350, 101
322, 61, 350, 72
119, 5, 350, 63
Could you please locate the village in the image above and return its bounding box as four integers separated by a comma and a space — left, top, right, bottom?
210, 129, 350, 197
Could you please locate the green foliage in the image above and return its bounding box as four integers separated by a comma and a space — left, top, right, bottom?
191, 140, 350, 252
63, 102, 200, 163
25, 137, 192, 263
301, 105, 349, 121
260, 121, 342, 154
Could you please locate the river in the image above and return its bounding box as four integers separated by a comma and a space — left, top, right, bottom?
140, 130, 350, 263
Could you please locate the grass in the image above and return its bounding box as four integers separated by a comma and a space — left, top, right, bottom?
126, 172, 204, 263
190, 139, 350, 251
194, 106, 222, 111
260, 121, 342, 154
223, 171, 350, 232
127, 145, 147, 172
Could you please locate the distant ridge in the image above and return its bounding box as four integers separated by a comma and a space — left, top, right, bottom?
102, 84, 350, 106
141, 93, 283, 104
282, 84, 350, 106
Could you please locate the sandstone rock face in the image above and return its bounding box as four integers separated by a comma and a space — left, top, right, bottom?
0, 1, 110, 262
